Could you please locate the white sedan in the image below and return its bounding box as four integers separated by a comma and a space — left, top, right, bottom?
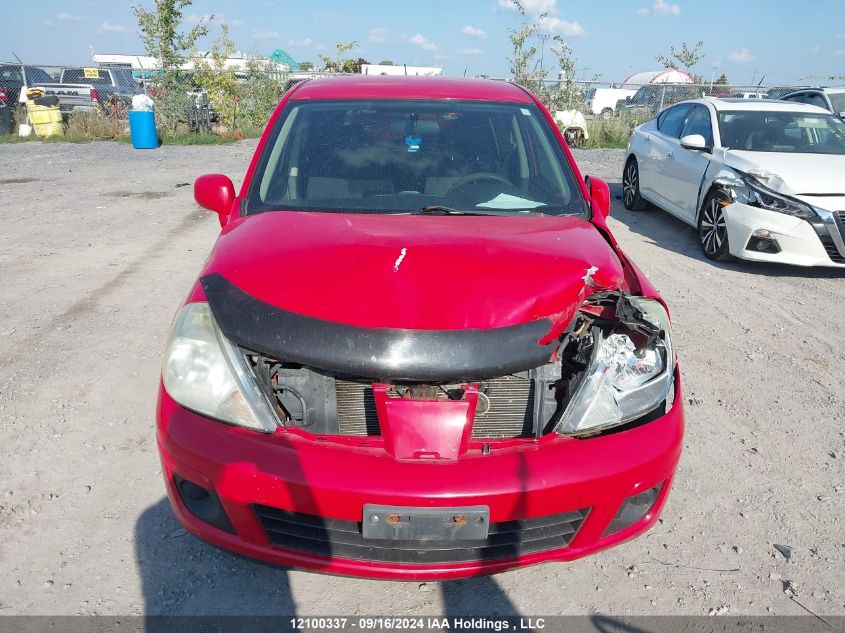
623, 98, 845, 267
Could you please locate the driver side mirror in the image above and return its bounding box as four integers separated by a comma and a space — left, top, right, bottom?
680, 134, 711, 152
194, 174, 235, 227
585, 176, 610, 219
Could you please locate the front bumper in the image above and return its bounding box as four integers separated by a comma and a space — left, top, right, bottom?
724, 203, 845, 267
156, 371, 684, 580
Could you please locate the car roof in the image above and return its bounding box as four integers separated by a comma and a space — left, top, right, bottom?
690, 97, 834, 113
290, 76, 534, 103
784, 86, 845, 94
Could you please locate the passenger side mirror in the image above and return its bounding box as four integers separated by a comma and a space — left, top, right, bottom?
680, 134, 710, 151
585, 176, 611, 219
194, 174, 235, 227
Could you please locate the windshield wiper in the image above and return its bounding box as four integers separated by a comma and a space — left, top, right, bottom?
410, 205, 543, 217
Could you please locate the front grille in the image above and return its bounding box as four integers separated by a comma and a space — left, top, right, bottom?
334, 375, 535, 438
254, 504, 589, 564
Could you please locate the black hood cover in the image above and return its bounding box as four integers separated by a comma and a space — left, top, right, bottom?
201, 273, 557, 382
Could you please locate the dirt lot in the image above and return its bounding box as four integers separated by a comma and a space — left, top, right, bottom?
0, 141, 843, 617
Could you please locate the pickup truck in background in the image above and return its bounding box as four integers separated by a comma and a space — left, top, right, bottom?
34, 67, 138, 115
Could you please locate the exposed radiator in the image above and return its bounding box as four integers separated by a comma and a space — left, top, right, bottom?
334, 375, 535, 438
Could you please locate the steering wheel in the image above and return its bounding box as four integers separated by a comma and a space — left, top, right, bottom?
446, 172, 513, 195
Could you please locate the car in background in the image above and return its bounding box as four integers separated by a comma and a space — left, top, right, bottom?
781, 87, 845, 119
730, 91, 768, 99
589, 86, 637, 118
623, 98, 845, 267
0, 64, 56, 105
620, 83, 700, 118
39, 67, 138, 114
157, 76, 684, 579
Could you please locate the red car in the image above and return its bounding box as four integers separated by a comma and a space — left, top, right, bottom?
158, 76, 684, 580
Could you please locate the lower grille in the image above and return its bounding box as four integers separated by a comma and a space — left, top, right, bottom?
334, 375, 536, 438
254, 504, 589, 564
830, 212, 845, 264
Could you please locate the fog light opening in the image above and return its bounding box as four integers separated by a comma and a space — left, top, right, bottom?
174, 475, 235, 534
602, 482, 664, 537
746, 230, 781, 254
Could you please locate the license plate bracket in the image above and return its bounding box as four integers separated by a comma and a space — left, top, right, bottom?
362, 504, 490, 541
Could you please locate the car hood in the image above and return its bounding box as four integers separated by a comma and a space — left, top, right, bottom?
201, 210, 626, 333
724, 151, 845, 196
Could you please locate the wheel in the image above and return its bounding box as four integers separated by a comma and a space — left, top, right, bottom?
698, 191, 736, 262
600, 107, 613, 119
564, 128, 582, 146
622, 158, 648, 211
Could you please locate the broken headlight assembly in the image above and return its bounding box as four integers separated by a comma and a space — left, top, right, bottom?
554, 296, 674, 436
162, 302, 279, 433
721, 175, 817, 222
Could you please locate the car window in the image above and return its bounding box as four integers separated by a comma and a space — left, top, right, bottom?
0, 66, 23, 82
805, 93, 829, 110
782, 92, 805, 103
657, 104, 693, 138
24, 67, 54, 84
61, 68, 111, 85
718, 111, 845, 154
248, 99, 587, 217
680, 106, 713, 146
830, 93, 845, 115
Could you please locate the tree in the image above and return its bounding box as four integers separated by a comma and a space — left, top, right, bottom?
319, 41, 359, 72
133, 0, 210, 78
656, 41, 704, 79
298, 60, 314, 71
133, 0, 211, 131
506, 0, 592, 111
378, 60, 395, 66
192, 24, 240, 130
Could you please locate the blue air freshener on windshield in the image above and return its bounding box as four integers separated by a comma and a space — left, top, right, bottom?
405, 135, 422, 152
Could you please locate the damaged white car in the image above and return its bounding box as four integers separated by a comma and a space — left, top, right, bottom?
623, 98, 845, 267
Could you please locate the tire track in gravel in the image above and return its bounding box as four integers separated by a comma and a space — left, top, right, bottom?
0, 208, 210, 368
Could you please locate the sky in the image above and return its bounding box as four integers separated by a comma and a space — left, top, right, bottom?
6, 0, 845, 85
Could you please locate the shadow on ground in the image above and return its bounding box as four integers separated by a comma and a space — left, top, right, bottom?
136, 499, 296, 615
607, 181, 845, 280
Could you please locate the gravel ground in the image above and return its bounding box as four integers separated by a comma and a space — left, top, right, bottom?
0, 141, 842, 618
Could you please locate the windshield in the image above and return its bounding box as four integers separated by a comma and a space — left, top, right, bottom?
718, 110, 845, 154
247, 99, 587, 216
829, 93, 845, 115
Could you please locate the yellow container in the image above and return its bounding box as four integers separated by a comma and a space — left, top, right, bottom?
26, 102, 64, 137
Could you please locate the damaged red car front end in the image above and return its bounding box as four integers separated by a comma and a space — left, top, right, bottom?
157, 76, 684, 580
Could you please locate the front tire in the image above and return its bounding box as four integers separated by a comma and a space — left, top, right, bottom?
622, 158, 648, 211
600, 107, 613, 119
698, 191, 736, 262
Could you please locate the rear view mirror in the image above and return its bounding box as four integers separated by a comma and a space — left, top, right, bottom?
195, 174, 235, 227
680, 134, 710, 151
585, 176, 611, 219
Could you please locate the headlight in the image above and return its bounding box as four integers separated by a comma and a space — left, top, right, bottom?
555, 297, 674, 436
737, 176, 817, 221
162, 302, 278, 432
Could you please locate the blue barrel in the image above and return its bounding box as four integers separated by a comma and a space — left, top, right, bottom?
128, 110, 158, 149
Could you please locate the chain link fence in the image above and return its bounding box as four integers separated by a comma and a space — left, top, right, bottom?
0, 62, 809, 143
0, 60, 310, 139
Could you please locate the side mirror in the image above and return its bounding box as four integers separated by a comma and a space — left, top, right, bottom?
585, 175, 611, 219
194, 174, 235, 227
680, 134, 710, 151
